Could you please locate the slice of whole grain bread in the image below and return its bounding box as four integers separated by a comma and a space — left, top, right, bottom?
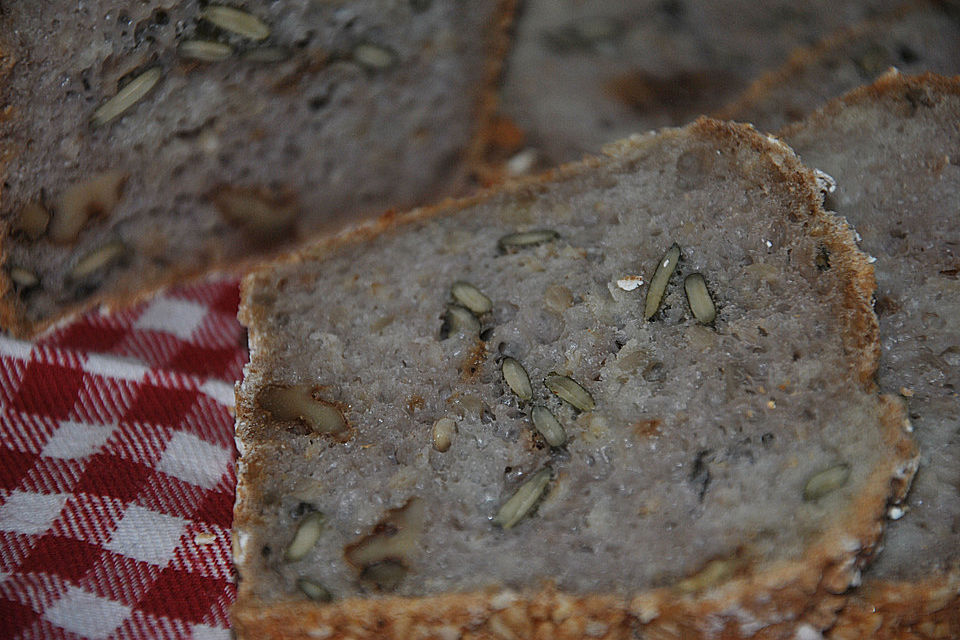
718, 1, 960, 133
779, 72, 960, 639
231, 118, 916, 639
0, 0, 512, 337
497, 0, 903, 166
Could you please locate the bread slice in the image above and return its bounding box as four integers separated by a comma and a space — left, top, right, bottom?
498, 0, 903, 165
717, 1, 960, 133
0, 0, 512, 337
232, 118, 917, 638
778, 72, 960, 638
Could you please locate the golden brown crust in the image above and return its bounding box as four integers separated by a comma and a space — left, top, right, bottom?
828, 574, 960, 640
774, 71, 960, 640
234, 119, 918, 639
0, 2, 517, 339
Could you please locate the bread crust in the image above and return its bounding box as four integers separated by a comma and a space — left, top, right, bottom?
776, 71, 960, 640
233, 118, 918, 639
0, 0, 517, 339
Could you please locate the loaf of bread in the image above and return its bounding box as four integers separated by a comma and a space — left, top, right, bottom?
232, 118, 917, 639
0, 0, 512, 337
779, 72, 960, 639
718, 1, 960, 132
498, 0, 903, 165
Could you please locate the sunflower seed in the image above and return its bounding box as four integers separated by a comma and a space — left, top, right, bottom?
200, 5, 270, 41
9, 267, 39, 290
432, 417, 456, 452
441, 304, 480, 338
297, 578, 333, 602
352, 43, 398, 70
285, 511, 325, 561
644, 243, 681, 320
257, 384, 348, 435
178, 39, 233, 62
684, 273, 716, 324
92, 67, 162, 127
531, 405, 566, 447
69, 241, 126, 281
498, 229, 558, 252
493, 468, 552, 529
51, 170, 129, 244
451, 281, 492, 315
803, 463, 851, 501
544, 373, 595, 411
501, 357, 533, 401
241, 47, 290, 63
209, 185, 298, 234
15, 202, 50, 240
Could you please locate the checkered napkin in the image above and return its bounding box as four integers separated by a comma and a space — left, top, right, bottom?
0, 279, 245, 639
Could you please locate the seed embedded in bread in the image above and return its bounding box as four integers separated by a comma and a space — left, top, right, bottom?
8, 267, 39, 290
803, 463, 851, 501
684, 273, 717, 324
49, 170, 129, 244
345, 499, 424, 591
91, 67, 162, 127
501, 357, 533, 401
68, 240, 127, 281
285, 511, 325, 562
257, 384, 348, 437
644, 243, 681, 320
544, 373, 595, 411
441, 304, 480, 338
432, 417, 456, 452
451, 281, 492, 315
493, 467, 552, 529
297, 578, 333, 602
531, 405, 566, 447
199, 5, 271, 41
352, 43, 398, 70
497, 229, 559, 252
178, 40, 234, 62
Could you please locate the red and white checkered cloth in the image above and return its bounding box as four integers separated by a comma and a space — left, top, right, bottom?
0, 279, 245, 639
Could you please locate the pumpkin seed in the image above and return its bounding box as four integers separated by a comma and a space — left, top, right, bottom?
501, 357, 533, 401
285, 511, 325, 561
178, 39, 233, 62
353, 43, 398, 70
297, 577, 333, 602
493, 468, 552, 529
498, 229, 558, 252
200, 5, 270, 41
92, 67, 162, 127
544, 373, 595, 411
441, 304, 480, 338
684, 273, 716, 324
803, 463, 851, 501
644, 243, 680, 320
531, 405, 566, 447
451, 281, 492, 315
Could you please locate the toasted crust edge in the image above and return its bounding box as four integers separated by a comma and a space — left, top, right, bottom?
0, 0, 517, 339
777, 71, 960, 640
233, 118, 918, 639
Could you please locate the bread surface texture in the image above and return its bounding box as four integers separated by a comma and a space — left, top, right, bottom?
0, 0, 511, 337
233, 118, 916, 639
780, 72, 960, 639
